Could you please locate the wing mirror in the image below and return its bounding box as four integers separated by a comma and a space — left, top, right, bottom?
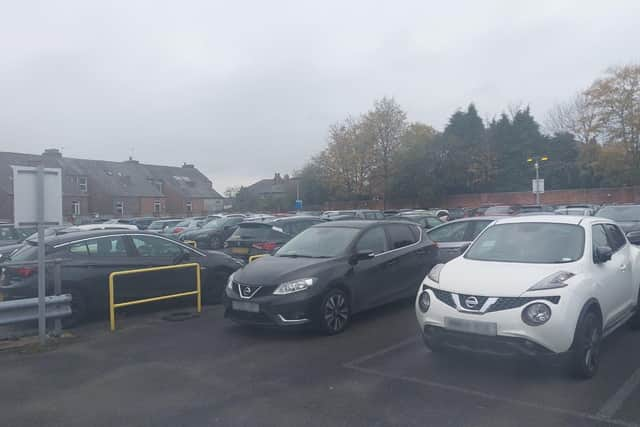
350, 249, 375, 265
627, 231, 640, 245
594, 246, 613, 264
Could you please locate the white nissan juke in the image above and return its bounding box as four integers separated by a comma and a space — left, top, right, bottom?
415, 215, 640, 378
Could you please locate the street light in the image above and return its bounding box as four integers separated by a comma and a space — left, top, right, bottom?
527, 155, 549, 205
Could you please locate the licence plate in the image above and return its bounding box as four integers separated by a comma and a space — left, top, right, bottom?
444, 317, 497, 336
231, 247, 249, 255
232, 301, 259, 313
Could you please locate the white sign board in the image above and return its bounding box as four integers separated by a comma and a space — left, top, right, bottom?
12, 166, 63, 226
532, 179, 545, 194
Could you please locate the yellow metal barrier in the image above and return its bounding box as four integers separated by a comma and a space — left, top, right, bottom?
108, 263, 201, 331
183, 240, 198, 248
248, 254, 269, 263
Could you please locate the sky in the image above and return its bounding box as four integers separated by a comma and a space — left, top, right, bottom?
1, 1, 639, 193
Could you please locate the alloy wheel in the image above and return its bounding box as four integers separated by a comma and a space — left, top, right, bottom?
324, 293, 349, 332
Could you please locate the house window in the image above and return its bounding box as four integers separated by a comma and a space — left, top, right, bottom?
115, 201, 125, 216
153, 200, 162, 214
186, 201, 192, 213
79, 177, 88, 193
72, 201, 81, 216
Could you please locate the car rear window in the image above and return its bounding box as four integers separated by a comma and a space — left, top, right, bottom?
386, 224, 419, 249
230, 224, 274, 240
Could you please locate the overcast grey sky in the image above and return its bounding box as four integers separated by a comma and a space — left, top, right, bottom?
1, 1, 639, 192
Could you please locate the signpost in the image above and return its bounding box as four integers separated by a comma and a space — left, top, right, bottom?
12, 165, 62, 345
532, 179, 545, 194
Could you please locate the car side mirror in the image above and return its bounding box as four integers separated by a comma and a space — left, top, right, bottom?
595, 246, 613, 264
350, 249, 375, 265
627, 231, 640, 245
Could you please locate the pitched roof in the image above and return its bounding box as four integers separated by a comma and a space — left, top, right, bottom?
142, 164, 223, 198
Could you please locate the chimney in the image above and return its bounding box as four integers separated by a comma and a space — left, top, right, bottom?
42, 148, 62, 167
182, 162, 195, 168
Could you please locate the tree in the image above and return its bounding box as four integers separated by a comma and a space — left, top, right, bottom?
362, 97, 407, 207
546, 93, 599, 144
224, 186, 241, 198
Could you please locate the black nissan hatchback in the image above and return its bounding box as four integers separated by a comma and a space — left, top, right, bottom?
224, 221, 437, 334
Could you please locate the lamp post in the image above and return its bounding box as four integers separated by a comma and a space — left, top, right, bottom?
527, 155, 548, 205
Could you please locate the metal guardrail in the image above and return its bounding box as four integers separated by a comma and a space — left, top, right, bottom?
0, 294, 72, 325
108, 263, 201, 331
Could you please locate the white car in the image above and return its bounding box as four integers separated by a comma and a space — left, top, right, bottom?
74, 223, 139, 231
415, 215, 640, 378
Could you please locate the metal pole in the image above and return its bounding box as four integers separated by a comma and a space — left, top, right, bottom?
36, 164, 46, 345
53, 261, 62, 336
535, 161, 540, 205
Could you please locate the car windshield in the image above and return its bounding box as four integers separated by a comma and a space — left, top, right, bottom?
276, 227, 360, 258
148, 221, 166, 230
465, 223, 585, 263
203, 218, 225, 229
597, 206, 640, 222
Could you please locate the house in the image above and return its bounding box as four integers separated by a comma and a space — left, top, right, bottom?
236, 173, 298, 211
0, 149, 224, 222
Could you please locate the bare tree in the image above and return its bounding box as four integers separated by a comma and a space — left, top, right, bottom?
545, 93, 599, 144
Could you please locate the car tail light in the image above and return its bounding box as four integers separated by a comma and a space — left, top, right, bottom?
16, 267, 36, 278
252, 242, 278, 251
173, 227, 184, 234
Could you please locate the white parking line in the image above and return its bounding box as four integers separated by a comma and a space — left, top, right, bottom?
597, 367, 640, 419
343, 337, 640, 427
343, 336, 421, 368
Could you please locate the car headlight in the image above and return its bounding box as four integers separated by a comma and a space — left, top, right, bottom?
273, 278, 316, 295
226, 273, 235, 291
427, 264, 445, 283
418, 291, 431, 313
528, 271, 574, 291
522, 303, 551, 326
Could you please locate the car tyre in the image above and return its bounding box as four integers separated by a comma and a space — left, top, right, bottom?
63, 291, 89, 328
317, 288, 350, 335
203, 269, 232, 305
569, 310, 602, 379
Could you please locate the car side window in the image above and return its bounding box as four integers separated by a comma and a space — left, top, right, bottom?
428, 221, 469, 243
386, 224, 418, 249
355, 227, 388, 254
425, 217, 443, 228
592, 225, 610, 262
604, 224, 626, 252
132, 236, 184, 257
67, 236, 128, 257
468, 221, 493, 240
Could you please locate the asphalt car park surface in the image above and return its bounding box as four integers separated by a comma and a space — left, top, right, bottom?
1, 301, 640, 427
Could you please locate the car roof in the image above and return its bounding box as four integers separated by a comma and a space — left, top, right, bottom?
493, 215, 602, 226
446, 216, 502, 223
43, 229, 158, 246
315, 220, 412, 229
272, 215, 322, 223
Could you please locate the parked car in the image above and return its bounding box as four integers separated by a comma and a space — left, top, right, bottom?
224, 216, 326, 260
321, 210, 356, 219
391, 214, 443, 230
352, 210, 385, 220
225, 220, 438, 334
555, 208, 594, 216
327, 214, 359, 221
129, 217, 157, 230
446, 208, 466, 220
169, 218, 207, 236
519, 204, 556, 214
427, 217, 497, 263
0, 224, 36, 247
147, 219, 183, 234
470, 204, 496, 217
74, 223, 139, 231
179, 216, 245, 249
416, 215, 640, 378
0, 230, 243, 325
483, 205, 520, 216
595, 205, 640, 233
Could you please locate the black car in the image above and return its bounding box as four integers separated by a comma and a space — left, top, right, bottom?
596, 205, 640, 234
224, 220, 437, 334
179, 216, 245, 249
128, 217, 158, 230
427, 217, 497, 263
0, 230, 243, 325
224, 216, 325, 260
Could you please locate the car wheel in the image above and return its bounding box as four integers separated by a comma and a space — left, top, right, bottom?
629, 292, 640, 330
203, 269, 232, 305
209, 236, 222, 249
62, 291, 89, 328
318, 289, 350, 335
569, 310, 602, 379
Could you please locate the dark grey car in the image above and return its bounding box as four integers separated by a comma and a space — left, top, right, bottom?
427, 217, 497, 263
